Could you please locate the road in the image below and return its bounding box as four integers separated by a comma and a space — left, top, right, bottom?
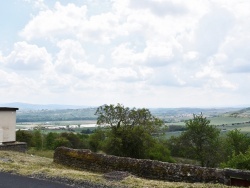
0, 172, 73, 188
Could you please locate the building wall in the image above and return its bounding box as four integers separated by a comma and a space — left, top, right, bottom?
0, 111, 16, 143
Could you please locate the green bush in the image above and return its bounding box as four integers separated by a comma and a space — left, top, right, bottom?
88, 128, 106, 152
147, 142, 175, 162
16, 130, 33, 147
221, 148, 250, 170
54, 137, 71, 148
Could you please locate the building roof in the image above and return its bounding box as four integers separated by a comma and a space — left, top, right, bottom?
0, 107, 19, 111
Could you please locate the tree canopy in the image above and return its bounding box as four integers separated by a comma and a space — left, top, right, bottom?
178, 113, 220, 167
94, 104, 173, 162
95, 103, 163, 132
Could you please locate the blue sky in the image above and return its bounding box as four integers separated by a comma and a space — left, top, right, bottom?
0, 0, 250, 108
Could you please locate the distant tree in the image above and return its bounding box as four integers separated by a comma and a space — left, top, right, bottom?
60, 133, 81, 148
178, 113, 221, 167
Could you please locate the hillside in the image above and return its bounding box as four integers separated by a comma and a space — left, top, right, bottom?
0, 150, 235, 188
226, 107, 250, 118
16, 108, 97, 122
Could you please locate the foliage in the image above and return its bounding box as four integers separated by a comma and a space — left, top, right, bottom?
88, 128, 106, 152
147, 141, 175, 162
95, 103, 163, 132
32, 130, 43, 150
94, 104, 173, 162
171, 113, 221, 167
102, 125, 156, 159
225, 129, 250, 156
45, 132, 58, 150
81, 129, 93, 134
16, 130, 33, 147
16, 130, 91, 151
221, 148, 250, 170
166, 135, 187, 158
53, 137, 71, 148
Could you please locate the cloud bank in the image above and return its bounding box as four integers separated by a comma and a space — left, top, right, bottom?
0, 0, 250, 107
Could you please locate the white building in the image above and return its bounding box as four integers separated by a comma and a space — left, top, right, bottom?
0, 107, 18, 144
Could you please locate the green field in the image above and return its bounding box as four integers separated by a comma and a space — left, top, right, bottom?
209, 116, 250, 125
165, 116, 250, 138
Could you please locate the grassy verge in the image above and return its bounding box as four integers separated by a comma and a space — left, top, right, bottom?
0, 150, 239, 188
27, 148, 54, 158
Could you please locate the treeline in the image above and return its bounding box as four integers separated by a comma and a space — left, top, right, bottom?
16, 130, 89, 150
16, 104, 250, 170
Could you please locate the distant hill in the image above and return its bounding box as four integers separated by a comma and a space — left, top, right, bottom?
0, 102, 91, 110
3, 102, 247, 122
9, 102, 243, 123
16, 108, 98, 122
226, 107, 250, 118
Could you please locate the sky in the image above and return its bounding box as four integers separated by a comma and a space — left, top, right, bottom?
0, 0, 250, 108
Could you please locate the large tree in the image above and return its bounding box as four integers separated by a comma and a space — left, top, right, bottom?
95, 103, 163, 132
179, 113, 221, 167
94, 104, 173, 161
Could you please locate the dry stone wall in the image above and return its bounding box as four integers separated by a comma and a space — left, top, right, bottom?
54, 147, 232, 184
54, 147, 250, 186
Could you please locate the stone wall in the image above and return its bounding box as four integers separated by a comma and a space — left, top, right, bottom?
54, 147, 236, 184
0, 142, 27, 153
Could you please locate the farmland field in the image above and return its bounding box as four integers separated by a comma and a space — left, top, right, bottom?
208, 116, 250, 125
165, 116, 250, 138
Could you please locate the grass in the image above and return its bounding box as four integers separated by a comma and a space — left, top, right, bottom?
208, 116, 250, 125
27, 148, 54, 158
0, 150, 240, 188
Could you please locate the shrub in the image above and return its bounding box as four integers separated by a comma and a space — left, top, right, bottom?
221, 148, 250, 170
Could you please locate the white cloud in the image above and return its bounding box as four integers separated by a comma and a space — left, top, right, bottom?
20, 2, 88, 41
194, 7, 235, 56
54, 39, 99, 81
130, 0, 188, 16
3, 41, 52, 71
195, 61, 237, 90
